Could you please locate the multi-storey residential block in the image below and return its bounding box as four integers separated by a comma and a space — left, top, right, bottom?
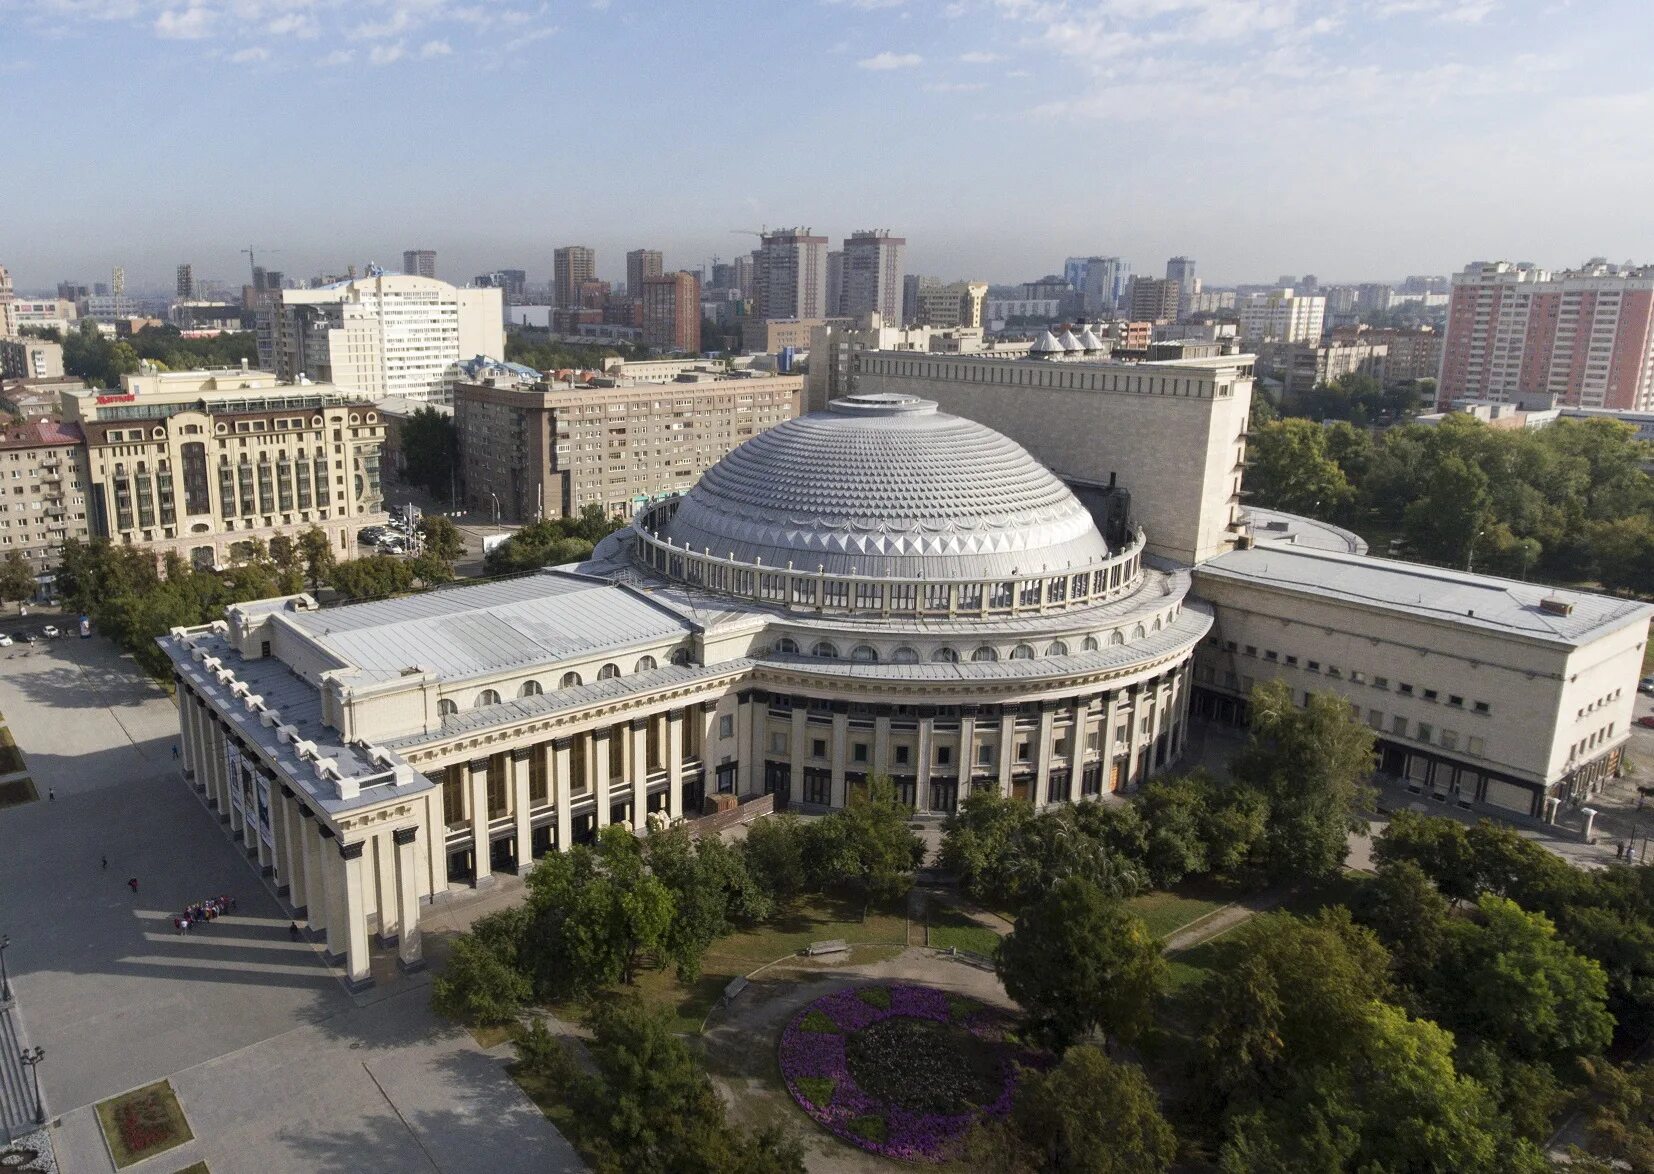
454, 369, 801, 522
1066, 257, 1131, 315
1128, 277, 1181, 324
1438, 259, 1654, 410
402, 250, 436, 279
60, 368, 386, 569
640, 272, 701, 353
841, 230, 905, 323
260, 273, 504, 406
826, 251, 845, 317
0, 420, 92, 584
175, 264, 196, 300
625, 249, 662, 297
0, 337, 65, 381
912, 282, 987, 330
1238, 288, 1325, 344
754, 228, 829, 321
553, 247, 596, 309
1328, 325, 1443, 383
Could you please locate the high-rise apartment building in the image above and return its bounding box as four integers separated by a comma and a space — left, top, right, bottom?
842, 230, 905, 324
0, 421, 91, 581
825, 251, 845, 318
1438, 259, 1654, 410
403, 250, 437, 279
902, 274, 941, 326
260, 273, 505, 406
913, 282, 987, 330
111, 267, 125, 296
641, 272, 702, 352
454, 369, 801, 521
754, 228, 829, 321
176, 263, 197, 300
1238, 289, 1326, 344
0, 337, 64, 381
626, 249, 663, 297
733, 254, 756, 299
1165, 256, 1197, 287
553, 246, 596, 309
1128, 277, 1181, 324
0, 264, 14, 337
1069, 257, 1131, 315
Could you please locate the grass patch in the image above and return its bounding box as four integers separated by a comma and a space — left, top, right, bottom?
0, 777, 37, 808
794, 1076, 835, 1108
848, 1114, 888, 1144
1125, 883, 1236, 940
856, 985, 892, 1009
468, 1021, 517, 1049
173, 1164, 210, 1174
95, 1080, 194, 1169
1164, 929, 1246, 993
799, 1009, 840, 1033
1282, 870, 1372, 914
927, 901, 1004, 956
621, 894, 908, 1033
947, 994, 982, 1021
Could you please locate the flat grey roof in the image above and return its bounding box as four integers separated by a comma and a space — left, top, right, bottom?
1197, 545, 1652, 647
1242, 507, 1368, 555
280, 570, 696, 685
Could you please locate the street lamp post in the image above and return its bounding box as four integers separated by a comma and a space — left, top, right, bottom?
19, 1045, 43, 1124
0, 933, 11, 1003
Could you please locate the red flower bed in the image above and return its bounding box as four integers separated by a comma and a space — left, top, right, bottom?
116, 1091, 177, 1155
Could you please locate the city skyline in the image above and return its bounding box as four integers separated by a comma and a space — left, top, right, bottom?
4, 0, 1651, 289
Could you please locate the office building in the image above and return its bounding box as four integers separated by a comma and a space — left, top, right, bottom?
1067, 257, 1131, 316
754, 228, 829, 321
176, 264, 197, 301
626, 250, 663, 297
1438, 259, 1654, 410
912, 282, 987, 330
1261, 339, 1389, 401
260, 273, 505, 406
60, 368, 387, 570
1165, 256, 1197, 287
0, 420, 91, 584
553, 247, 596, 309
1128, 277, 1181, 324
403, 250, 437, 279
902, 275, 940, 326
842, 230, 905, 324
454, 368, 800, 522
640, 272, 702, 353
0, 337, 65, 381
1238, 289, 1326, 344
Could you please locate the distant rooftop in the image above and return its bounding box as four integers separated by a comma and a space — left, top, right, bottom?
0, 420, 83, 450
1197, 545, 1652, 648
1242, 507, 1368, 555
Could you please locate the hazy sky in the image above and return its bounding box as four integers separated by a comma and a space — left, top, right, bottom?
3, 0, 1651, 292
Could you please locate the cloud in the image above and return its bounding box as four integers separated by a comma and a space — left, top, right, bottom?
418, 38, 451, 57
926, 80, 986, 92
317, 47, 354, 65
369, 41, 404, 65
154, 6, 214, 39
858, 50, 922, 69
825, 0, 909, 8
266, 12, 317, 37
959, 50, 1000, 62
228, 44, 269, 62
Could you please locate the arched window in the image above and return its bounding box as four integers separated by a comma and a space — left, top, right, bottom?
635, 655, 658, 672
1152, 616, 1162, 632
892, 646, 919, 664
475, 689, 501, 707
931, 647, 960, 663
1045, 641, 1069, 657
670, 648, 691, 666
775, 636, 800, 655
851, 645, 879, 663
437, 698, 457, 717
1010, 644, 1035, 660
1132, 624, 1146, 640
1110, 631, 1126, 646
811, 641, 839, 659
972, 646, 999, 663
561, 671, 583, 688
598, 663, 620, 680
519, 680, 543, 698
1082, 635, 1100, 651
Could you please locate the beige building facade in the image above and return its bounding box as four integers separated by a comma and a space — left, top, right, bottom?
0, 337, 65, 381
0, 420, 92, 582
63, 369, 387, 569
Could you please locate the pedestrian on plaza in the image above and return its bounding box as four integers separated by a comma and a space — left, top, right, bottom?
172, 744, 179, 760
1619, 841, 1627, 859
127, 877, 138, 893
47, 788, 54, 802
289, 922, 301, 941
101, 855, 107, 870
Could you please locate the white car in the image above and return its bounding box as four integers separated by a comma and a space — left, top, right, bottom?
0, 634, 12, 647
41, 625, 60, 639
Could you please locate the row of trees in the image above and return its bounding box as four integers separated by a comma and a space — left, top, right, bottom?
1266, 371, 1430, 426
503, 332, 645, 373
481, 504, 624, 575
1246, 413, 1654, 590
432, 780, 925, 1024
26, 323, 258, 390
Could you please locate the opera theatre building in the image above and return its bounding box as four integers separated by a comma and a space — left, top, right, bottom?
162, 393, 1208, 988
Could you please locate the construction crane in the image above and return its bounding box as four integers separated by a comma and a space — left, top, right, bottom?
240, 245, 283, 283
729, 228, 767, 240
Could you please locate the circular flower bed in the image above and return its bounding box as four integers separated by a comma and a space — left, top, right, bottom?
778, 983, 1039, 1162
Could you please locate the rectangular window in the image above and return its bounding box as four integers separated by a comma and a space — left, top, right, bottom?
811, 738, 827, 759
1373, 676, 1388, 689
1368, 709, 1383, 728
1307, 660, 1321, 672
853, 742, 870, 764
894, 745, 911, 767
1399, 683, 1414, 696
1448, 695, 1464, 708
768, 731, 786, 755
1423, 689, 1439, 702
1416, 722, 1433, 742
977, 743, 994, 766
936, 745, 953, 767
1015, 740, 1032, 762
1391, 715, 1408, 735
718, 714, 734, 740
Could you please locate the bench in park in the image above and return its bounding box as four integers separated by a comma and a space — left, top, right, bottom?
722, 976, 749, 1003
804, 938, 850, 957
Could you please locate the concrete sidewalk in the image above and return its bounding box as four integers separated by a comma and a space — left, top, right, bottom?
0, 999, 47, 1143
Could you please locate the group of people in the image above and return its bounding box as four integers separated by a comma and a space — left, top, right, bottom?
173, 894, 236, 934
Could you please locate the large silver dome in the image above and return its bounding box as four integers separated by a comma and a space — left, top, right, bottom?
656, 394, 1114, 579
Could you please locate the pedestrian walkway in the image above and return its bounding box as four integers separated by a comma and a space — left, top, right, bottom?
0, 1000, 47, 1143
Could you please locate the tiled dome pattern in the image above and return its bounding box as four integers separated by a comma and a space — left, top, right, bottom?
659, 395, 1114, 579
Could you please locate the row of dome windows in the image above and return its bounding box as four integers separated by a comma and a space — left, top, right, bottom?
769, 619, 1165, 665
436, 653, 678, 716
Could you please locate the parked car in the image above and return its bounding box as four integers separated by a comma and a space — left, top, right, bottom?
1640, 675, 1654, 696
1638, 715, 1654, 729
358, 527, 385, 545
15, 632, 35, 644
0, 634, 12, 647
41, 625, 60, 638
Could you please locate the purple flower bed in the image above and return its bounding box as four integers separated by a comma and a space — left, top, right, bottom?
778, 983, 1039, 1163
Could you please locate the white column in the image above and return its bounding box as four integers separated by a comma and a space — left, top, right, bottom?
319, 825, 346, 963
592, 729, 612, 830
299, 807, 323, 933
958, 710, 978, 795
374, 832, 399, 944
270, 780, 293, 898
997, 710, 1017, 798
1069, 700, 1089, 803
666, 712, 685, 821
916, 717, 934, 814
394, 826, 425, 972
630, 718, 649, 830
789, 708, 808, 800
872, 714, 892, 779
468, 756, 493, 887
339, 838, 372, 991
830, 711, 849, 808
281, 787, 308, 912
554, 737, 574, 851
735, 693, 755, 796
1125, 682, 1148, 789
512, 748, 533, 872
1035, 705, 1055, 807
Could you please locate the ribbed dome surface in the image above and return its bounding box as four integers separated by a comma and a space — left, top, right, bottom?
658, 394, 1113, 578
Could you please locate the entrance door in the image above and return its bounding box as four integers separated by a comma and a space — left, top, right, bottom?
763, 761, 791, 809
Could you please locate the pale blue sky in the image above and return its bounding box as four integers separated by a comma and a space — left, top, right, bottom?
2, 0, 1650, 292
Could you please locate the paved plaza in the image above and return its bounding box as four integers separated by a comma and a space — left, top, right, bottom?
0, 626, 578, 1171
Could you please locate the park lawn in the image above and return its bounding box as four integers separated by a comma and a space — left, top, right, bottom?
95, 1080, 194, 1169
173, 1165, 210, 1174
1125, 888, 1231, 941
1163, 927, 1246, 993
927, 901, 1003, 957
620, 894, 909, 1033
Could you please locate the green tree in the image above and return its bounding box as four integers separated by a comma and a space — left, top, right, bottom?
430, 932, 530, 1026
740, 814, 810, 903
804, 776, 924, 907
1243, 418, 1355, 519
940, 790, 1038, 905
1371, 810, 1479, 902
1587, 514, 1654, 595
1573, 1057, 1654, 1173
398, 407, 458, 501
1231, 680, 1375, 881
1403, 451, 1496, 568
0, 551, 36, 611
417, 514, 466, 564
296, 525, 336, 591
998, 1045, 1176, 1173
1358, 858, 1451, 995
645, 825, 771, 982
997, 876, 1165, 1049
327, 554, 414, 601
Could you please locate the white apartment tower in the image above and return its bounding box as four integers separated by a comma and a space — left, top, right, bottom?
260, 273, 504, 406
754, 228, 829, 321
1238, 288, 1326, 344
842, 229, 906, 323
